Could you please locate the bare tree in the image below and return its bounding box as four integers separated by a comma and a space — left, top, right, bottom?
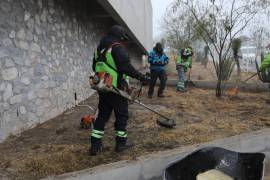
252, 27, 270, 62
231, 38, 242, 78
162, 7, 200, 50
172, 0, 270, 97
202, 45, 209, 68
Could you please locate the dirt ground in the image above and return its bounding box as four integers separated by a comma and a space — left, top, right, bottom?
0, 87, 270, 180
166, 60, 262, 84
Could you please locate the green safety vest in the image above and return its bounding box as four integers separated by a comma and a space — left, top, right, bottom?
94, 46, 128, 88
260, 52, 270, 83
260, 53, 270, 71
176, 55, 191, 69
176, 48, 192, 69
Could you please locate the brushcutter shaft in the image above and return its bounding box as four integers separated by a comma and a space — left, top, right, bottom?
111, 86, 176, 128
243, 73, 258, 83
76, 104, 94, 111
133, 100, 171, 121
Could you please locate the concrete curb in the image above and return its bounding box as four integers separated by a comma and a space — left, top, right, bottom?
45, 129, 270, 180
130, 78, 270, 92
166, 79, 270, 92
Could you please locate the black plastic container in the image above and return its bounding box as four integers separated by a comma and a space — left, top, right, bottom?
164, 147, 265, 180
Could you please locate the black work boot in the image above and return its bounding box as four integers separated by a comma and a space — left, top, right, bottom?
89, 137, 103, 156
115, 137, 134, 152
158, 93, 165, 98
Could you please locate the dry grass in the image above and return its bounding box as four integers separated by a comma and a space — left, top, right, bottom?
167, 59, 262, 84
0, 88, 270, 179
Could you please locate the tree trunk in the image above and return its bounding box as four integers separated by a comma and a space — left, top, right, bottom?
216, 80, 222, 97
204, 58, 208, 68
235, 56, 241, 78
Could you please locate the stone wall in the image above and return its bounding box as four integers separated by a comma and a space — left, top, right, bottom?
0, 0, 109, 141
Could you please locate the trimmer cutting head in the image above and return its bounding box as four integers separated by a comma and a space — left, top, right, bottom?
156, 118, 176, 128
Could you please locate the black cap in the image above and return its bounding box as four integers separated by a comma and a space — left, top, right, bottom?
109, 25, 129, 41
155, 42, 163, 53
155, 42, 163, 49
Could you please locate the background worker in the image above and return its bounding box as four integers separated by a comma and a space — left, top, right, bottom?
260, 51, 270, 72
148, 43, 169, 98
259, 50, 270, 90
260, 50, 270, 104
176, 47, 193, 92
91, 25, 149, 156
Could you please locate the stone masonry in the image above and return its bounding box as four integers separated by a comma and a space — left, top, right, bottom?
0, 0, 109, 141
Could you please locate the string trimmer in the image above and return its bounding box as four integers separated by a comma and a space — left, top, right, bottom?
112, 86, 176, 128
227, 56, 261, 96
89, 73, 176, 128
227, 72, 258, 96
185, 67, 196, 87
74, 93, 96, 130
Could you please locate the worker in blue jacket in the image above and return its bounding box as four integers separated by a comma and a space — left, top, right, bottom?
148, 43, 169, 98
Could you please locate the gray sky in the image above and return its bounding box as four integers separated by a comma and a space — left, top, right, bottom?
151, 0, 270, 39
151, 0, 173, 39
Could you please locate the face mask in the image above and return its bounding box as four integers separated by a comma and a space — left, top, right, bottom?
121, 33, 129, 41
183, 48, 192, 56
157, 47, 162, 52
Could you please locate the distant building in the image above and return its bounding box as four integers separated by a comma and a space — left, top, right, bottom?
239, 36, 269, 73
240, 46, 258, 72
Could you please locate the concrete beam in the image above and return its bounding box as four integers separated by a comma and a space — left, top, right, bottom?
97, 0, 153, 53
91, 14, 111, 18
44, 129, 270, 180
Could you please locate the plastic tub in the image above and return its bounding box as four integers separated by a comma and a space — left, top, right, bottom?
163, 147, 265, 180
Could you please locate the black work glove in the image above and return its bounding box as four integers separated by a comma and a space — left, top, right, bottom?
139, 73, 150, 86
